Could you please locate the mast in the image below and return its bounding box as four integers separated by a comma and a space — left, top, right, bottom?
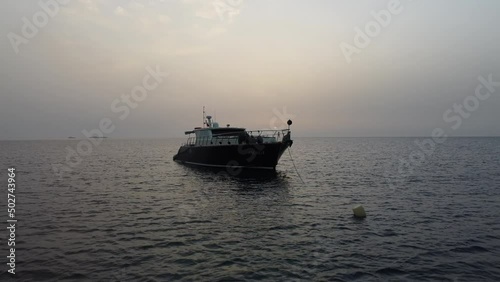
202, 106, 205, 128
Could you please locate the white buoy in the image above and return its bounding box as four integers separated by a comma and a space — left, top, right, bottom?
352, 205, 366, 218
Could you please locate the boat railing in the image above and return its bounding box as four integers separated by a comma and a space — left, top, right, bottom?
183, 129, 290, 146
245, 129, 290, 142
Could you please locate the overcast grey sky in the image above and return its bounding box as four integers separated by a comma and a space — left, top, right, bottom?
1, 0, 499, 140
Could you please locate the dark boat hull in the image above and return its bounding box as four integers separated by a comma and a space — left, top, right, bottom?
173, 142, 291, 170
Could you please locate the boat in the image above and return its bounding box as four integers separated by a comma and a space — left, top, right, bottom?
173, 110, 293, 170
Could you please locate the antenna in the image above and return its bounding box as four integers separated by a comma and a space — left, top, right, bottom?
202, 106, 205, 127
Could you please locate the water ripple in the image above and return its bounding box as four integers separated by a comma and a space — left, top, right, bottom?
0, 138, 499, 281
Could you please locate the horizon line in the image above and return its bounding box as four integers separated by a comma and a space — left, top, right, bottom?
1, 135, 500, 141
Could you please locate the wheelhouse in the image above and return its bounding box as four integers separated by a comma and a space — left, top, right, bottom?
181, 112, 291, 147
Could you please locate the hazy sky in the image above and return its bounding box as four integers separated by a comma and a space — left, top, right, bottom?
1, 0, 499, 139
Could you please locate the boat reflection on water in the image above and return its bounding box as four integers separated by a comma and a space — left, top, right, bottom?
179, 162, 282, 180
